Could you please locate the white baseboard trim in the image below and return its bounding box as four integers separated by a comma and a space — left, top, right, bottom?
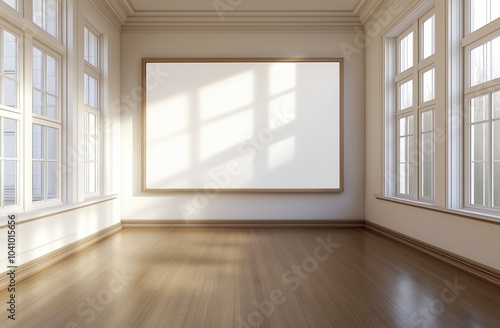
0, 223, 122, 290
121, 219, 365, 228
365, 220, 500, 288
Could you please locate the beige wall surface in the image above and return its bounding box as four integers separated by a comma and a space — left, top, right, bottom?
121, 32, 365, 221
364, 0, 500, 270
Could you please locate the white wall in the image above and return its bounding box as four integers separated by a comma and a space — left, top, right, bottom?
365, 0, 500, 270
121, 32, 365, 221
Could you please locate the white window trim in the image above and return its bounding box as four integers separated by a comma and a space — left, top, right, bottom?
82, 19, 104, 199
388, 7, 438, 204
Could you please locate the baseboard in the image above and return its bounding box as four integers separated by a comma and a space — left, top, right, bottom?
122, 219, 365, 228
365, 221, 500, 288
0, 223, 122, 290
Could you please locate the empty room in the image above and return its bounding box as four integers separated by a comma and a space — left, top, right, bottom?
0, 0, 499, 327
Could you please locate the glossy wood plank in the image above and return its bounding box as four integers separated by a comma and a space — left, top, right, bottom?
0, 228, 499, 327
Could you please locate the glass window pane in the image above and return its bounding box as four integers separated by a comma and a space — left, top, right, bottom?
33, 0, 43, 28
86, 162, 97, 194
399, 163, 408, 194
471, 43, 486, 86
2, 0, 17, 10
472, 123, 487, 161
87, 112, 96, 135
400, 32, 414, 72
47, 127, 57, 160
4, 118, 16, 158
471, 95, 489, 123
87, 136, 97, 161
399, 116, 407, 136
46, 0, 58, 38
3, 31, 17, 79
33, 47, 44, 90
4, 160, 16, 206
47, 162, 57, 199
472, 162, 485, 206
3, 78, 17, 108
408, 115, 414, 135
493, 37, 500, 81
494, 162, 500, 208
32, 124, 44, 159
421, 110, 435, 199
84, 73, 98, 109
33, 90, 44, 115
493, 91, 500, 119
422, 68, 435, 103
494, 121, 500, 161
47, 94, 57, 119
84, 27, 98, 67
399, 80, 413, 110
32, 161, 44, 202
422, 110, 434, 133
470, 36, 500, 87
46, 54, 57, 95
422, 15, 435, 59
471, 0, 500, 33
399, 136, 407, 163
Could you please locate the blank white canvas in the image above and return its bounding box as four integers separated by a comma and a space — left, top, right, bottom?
144, 61, 341, 191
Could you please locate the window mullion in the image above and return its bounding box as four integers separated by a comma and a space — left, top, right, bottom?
487, 94, 493, 208
412, 21, 420, 200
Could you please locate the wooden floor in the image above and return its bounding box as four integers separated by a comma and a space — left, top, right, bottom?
1, 228, 500, 328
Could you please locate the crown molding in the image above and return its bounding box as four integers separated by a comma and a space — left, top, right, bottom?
121, 10, 363, 33
104, 0, 135, 25
354, 0, 383, 24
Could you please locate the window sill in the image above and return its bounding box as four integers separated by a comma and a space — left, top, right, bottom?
375, 195, 500, 225
0, 194, 118, 228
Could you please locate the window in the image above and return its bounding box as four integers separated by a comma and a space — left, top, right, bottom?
0, 25, 19, 211
464, 1, 500, 211
32, 45, 60, 203
33, 0, 58, 38
1, 118, 18, 207
384, 1, 500, 219
2, 0, 17, 11
83, 26, 100, 196
33, 46, 59, 119
32, 124, 59, 202
392, 11, 436, 202
1, 29, 18, 109
469, 0, 500, 33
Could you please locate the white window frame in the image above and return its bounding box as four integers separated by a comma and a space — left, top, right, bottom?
389, 8, 437, 204
31, 120, 61, 207
31, 0, 61, 40
0, 20, 23, 216
463, 13, 500, 214
82, 22, 101, 199
1, 0, 19, 12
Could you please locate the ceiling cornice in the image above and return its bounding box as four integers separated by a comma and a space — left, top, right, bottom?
354, 0, 383, 25
122, 10, 363, 33
105, 0, 135, 25
104, 0, 374, 32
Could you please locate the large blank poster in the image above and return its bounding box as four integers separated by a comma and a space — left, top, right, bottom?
142, 59, 343, 192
